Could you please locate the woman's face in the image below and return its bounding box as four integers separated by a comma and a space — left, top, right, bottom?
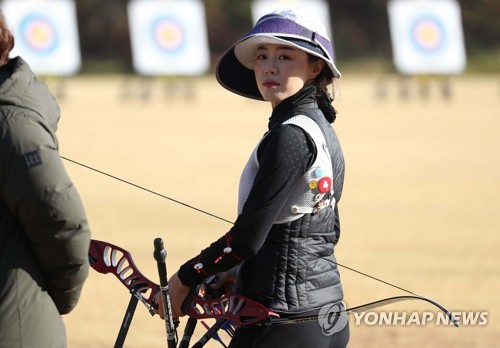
253, 43, 323, 108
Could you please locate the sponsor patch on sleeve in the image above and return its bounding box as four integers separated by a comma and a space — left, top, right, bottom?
24, 150, 43, 168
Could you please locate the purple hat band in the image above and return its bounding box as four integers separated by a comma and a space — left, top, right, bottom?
244, 16, 334, 61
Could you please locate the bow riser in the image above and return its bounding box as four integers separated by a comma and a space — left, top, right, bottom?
187, 293, 279, 326
89, 239, 159, 308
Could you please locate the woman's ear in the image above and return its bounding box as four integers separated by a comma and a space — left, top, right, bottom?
311, 59, 326, 78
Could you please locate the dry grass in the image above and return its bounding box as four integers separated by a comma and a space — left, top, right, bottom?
54, 74, 500, 347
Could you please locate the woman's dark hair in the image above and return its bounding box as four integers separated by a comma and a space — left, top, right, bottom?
309, 55, 338, 123
0, 12, 14, 66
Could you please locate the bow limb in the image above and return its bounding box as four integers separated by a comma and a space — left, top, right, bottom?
267, 296, 459, 327
345, 295, 459, 327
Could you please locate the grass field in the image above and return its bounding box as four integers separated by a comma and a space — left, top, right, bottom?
55, 74, 499, 347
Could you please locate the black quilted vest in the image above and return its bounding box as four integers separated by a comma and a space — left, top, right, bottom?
234, 88, 345, 314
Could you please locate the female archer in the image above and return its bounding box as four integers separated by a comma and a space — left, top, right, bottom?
163, 10, 349, 347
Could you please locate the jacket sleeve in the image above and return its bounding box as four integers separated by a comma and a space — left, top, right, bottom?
0, 115, 91, 315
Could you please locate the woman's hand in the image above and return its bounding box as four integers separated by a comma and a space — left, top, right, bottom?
155, 271, 190, 320
201, 267, 237, 299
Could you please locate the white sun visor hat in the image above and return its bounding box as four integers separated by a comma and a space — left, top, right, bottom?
216, 10, 341, 100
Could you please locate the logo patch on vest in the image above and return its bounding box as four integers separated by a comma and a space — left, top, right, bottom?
317, 177, 332, 193
24, 150, 43, 168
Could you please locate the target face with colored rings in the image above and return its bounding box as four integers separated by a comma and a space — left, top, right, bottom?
127, 0, 210, 75
1, 0, 81, 75
20, 15, 58, 54
387, 0, 466, 75
151, 16, 185, 54
410, 16, 445, 53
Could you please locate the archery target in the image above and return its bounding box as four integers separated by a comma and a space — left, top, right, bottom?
127, 0, 210, 76
388, 0, 466, 75
1, 0, 81, 75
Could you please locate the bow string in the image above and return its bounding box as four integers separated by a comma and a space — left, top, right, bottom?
70, 157, 459, 327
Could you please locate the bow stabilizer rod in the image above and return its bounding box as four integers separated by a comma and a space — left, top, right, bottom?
154, 238, 178, 348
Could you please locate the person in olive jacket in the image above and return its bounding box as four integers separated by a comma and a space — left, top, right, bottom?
0, 11, 91, 348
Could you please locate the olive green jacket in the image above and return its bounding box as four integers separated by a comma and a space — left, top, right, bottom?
0, 57, 91, 347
